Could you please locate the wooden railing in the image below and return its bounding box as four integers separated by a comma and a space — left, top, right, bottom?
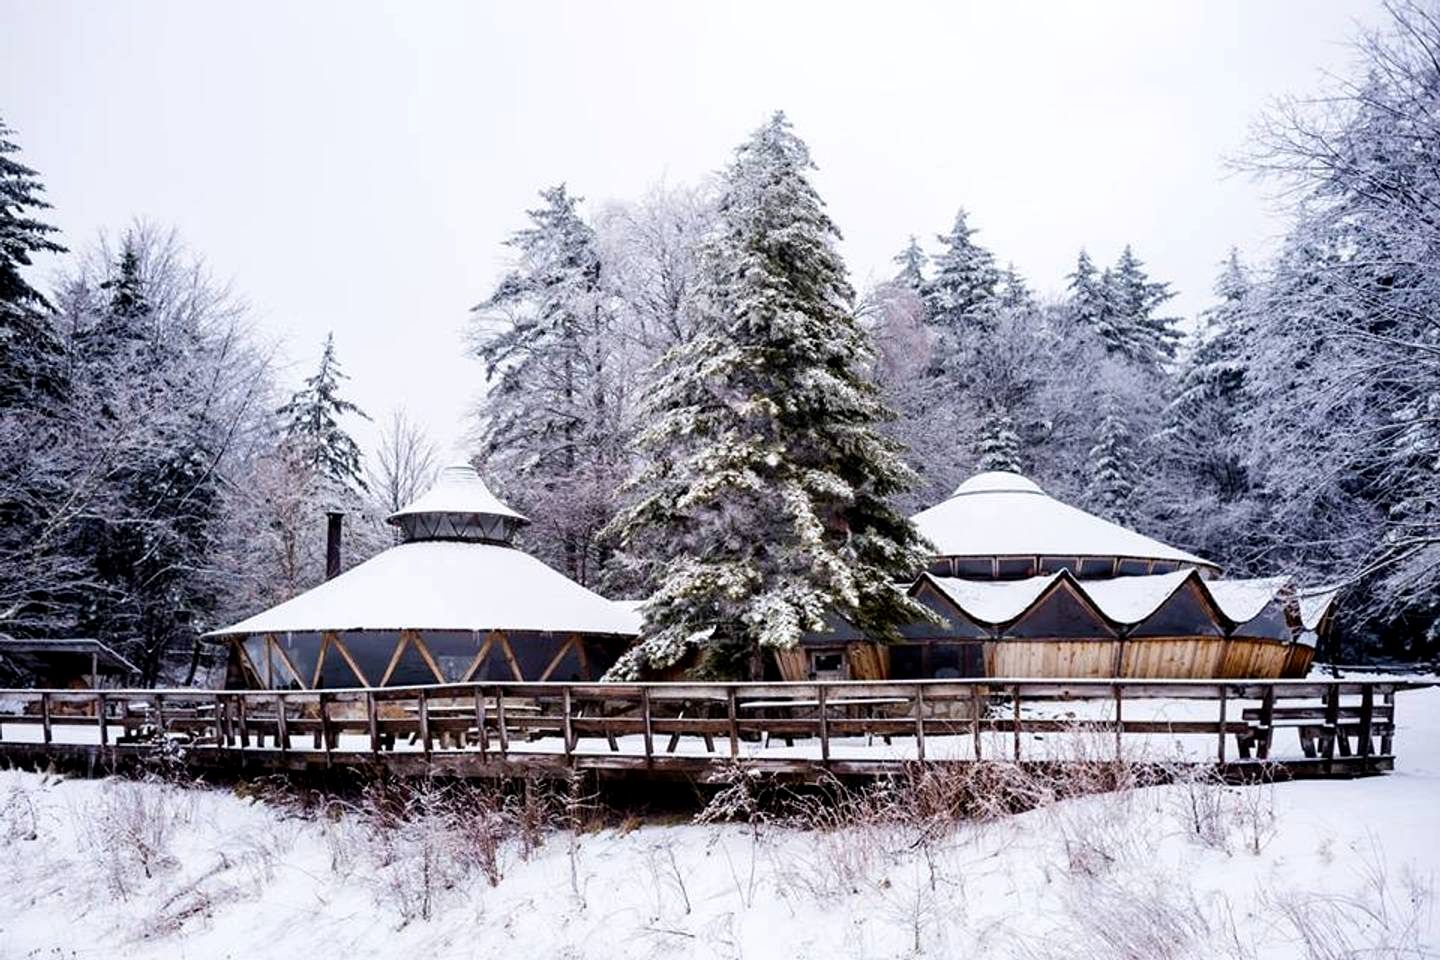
0, 678, 1412, 778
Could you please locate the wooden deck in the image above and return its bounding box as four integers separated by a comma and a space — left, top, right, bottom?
0, 678, 1415, 781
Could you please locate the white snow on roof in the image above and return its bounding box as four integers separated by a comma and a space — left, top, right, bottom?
209, 540, 639, 637
387, 464, 528, 525
1205, 576, 1291, 624
923, 573, 1061, 625
1299, 586, 1342, 631
914, 472, 1218, 571
1081, 569, 1196, 624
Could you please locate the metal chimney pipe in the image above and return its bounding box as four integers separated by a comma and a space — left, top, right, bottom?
325, 511, 344, 580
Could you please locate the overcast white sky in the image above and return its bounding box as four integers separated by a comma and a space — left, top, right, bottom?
3, 1, 1387, 458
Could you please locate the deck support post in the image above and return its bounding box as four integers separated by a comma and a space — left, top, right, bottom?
1322, 683, 1339, 775
275, 694, 287, 754
641, 686, 654, 767
96, 693, 108, 747
970, 684, 982, 761
1217, 685, 1227, 764
474, 686, 488, 760
1113, 684, 1123, 761
319, 693, 332, 763
366, 691, 380, 753
418, 689, 431, 757
1257, 686, 1275, 760
40, 692, 51, 745
1012, 685, 1022, 762
238, 695, 250, 748
818, 684, 830, 764
496, 693, 509, 758
727, 687, 739, 758
562, 687, 574, 761
1358, 684, 1374, 773
913, 686, 926, 762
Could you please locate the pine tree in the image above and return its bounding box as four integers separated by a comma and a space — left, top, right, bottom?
277, 333, 370, 493
1103, 245, 1181, 366
470, 183, 624, 584
1087, 413, 1137, 527
0, 116, 66, 408
1066, 249, 1107, 329
997, 262, 1033, 310
974, 412, 1024, 474
892, 236, 926, 290
922, 208, 997, 330
607, 113, 932, 680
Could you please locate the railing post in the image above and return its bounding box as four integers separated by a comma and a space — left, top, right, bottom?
727, 686, 739, 758
474, 685, 488, 760
319, 692, 332, 763
1381, 687, 1394, 756
418, 689, 431, 757
1322, 682, 1339, 775
971, 683, 982, 761
1217, 684, 1227, 764
562, 686, 574, 760
641, 686, 654, 766
496, 692, 509, 758
97, 693, 108, 746
1113, 683, 1123, 761
275, 694, 288, 754
366, 690, 380, 753
238, 694, 250, 748
1358, 683, 1374, 772
40, 692, 52, 745
1012, 684, 1022, 762
153, 693, 165, 740
913, 685, 926, 761
1257, 685, 1275, 760
818, 683, 829, 764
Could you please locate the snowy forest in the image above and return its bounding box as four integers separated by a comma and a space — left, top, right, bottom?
2, 1, 1438, 683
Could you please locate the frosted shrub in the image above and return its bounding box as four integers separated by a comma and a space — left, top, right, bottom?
73, 779, 192, 899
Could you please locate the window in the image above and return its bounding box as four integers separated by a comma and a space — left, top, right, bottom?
1077, 557, 1116, 579
954, 558, 995, 578
385, 638, 440, 686
887, 642, 983, 679
1116, 559, 1151, 577
1005, 585, 1114, 638
1232, 601, 1292, 642
274, 633, 322, 688
419, 632, 482, 682
890, 645, 924, 679
996, 557, 1036, 580
1039, 557, 1079, 575
339, 631, 402, 686
1129, 582, 1223, 638
509, 633, 565, 680
316, 638, 362, 687
926, 559, 954, 577
811, 651, 846, 679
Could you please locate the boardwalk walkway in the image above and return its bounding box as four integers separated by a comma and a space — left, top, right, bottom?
0, 678, 1415, 781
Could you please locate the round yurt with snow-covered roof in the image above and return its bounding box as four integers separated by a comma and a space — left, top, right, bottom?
208, 465, 640, 689
784, 471, 1336, 683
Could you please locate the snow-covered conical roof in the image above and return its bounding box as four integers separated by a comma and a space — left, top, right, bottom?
912, 471, 1219, 575
208, 464, 639, 638
387, 464, 529, 544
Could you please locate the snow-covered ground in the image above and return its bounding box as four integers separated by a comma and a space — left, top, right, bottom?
0, 687, 1436, 959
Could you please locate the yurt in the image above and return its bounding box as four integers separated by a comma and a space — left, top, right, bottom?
785, 471, 1338, 683
209, 465, 640, 689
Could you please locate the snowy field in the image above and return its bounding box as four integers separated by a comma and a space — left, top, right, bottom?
0, 687, 1435, 959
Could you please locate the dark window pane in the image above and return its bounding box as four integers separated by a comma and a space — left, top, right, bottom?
478, 640, 519, 681
386, 638, 440, 686
926, 559, 953, 576
241, 636, 269, 686
1117, 559, 1150, 577
419, 632, 482, 681
544, 646, 586, 682
582, 639, 619, 679
901, 589, 989, 638
274, 633, 322, 688
890, 644, 923, 679
1005, 586, 1114, 638
929, 644, 962, 678
1039, 557, 1079, 575
510, 634, 564, 680
1130, 582, 1223, 638
340, 631, 401, 686
954, 558, 995, 578
1232, 601, 1291, 642
316, 640, 362, 688
1077, 557, 1115, 579
996, 558, 1036, 580
1150, 561, 1180, 574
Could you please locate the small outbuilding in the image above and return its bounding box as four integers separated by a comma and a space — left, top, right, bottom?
0, 637, 139, 689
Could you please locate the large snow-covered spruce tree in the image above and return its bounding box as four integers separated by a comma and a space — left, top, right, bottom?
607, 113, 932, 680
0, 116, 66, 409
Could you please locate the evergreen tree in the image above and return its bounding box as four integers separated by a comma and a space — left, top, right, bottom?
277, 333, 370, 493
469, 183, 624, 585
607, 113, 932, 680
1065, 249, 1107, 329
1103, 245, 1181, 367
892, 235, 926, 290
996, 262, 1034, 310
0, 116, 66, 408
974, 412, 1024, 474
1087, 413, 1138, 527
922, 208, 997, 330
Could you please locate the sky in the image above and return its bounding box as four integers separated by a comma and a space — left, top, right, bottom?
2, 1, 1390, 458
